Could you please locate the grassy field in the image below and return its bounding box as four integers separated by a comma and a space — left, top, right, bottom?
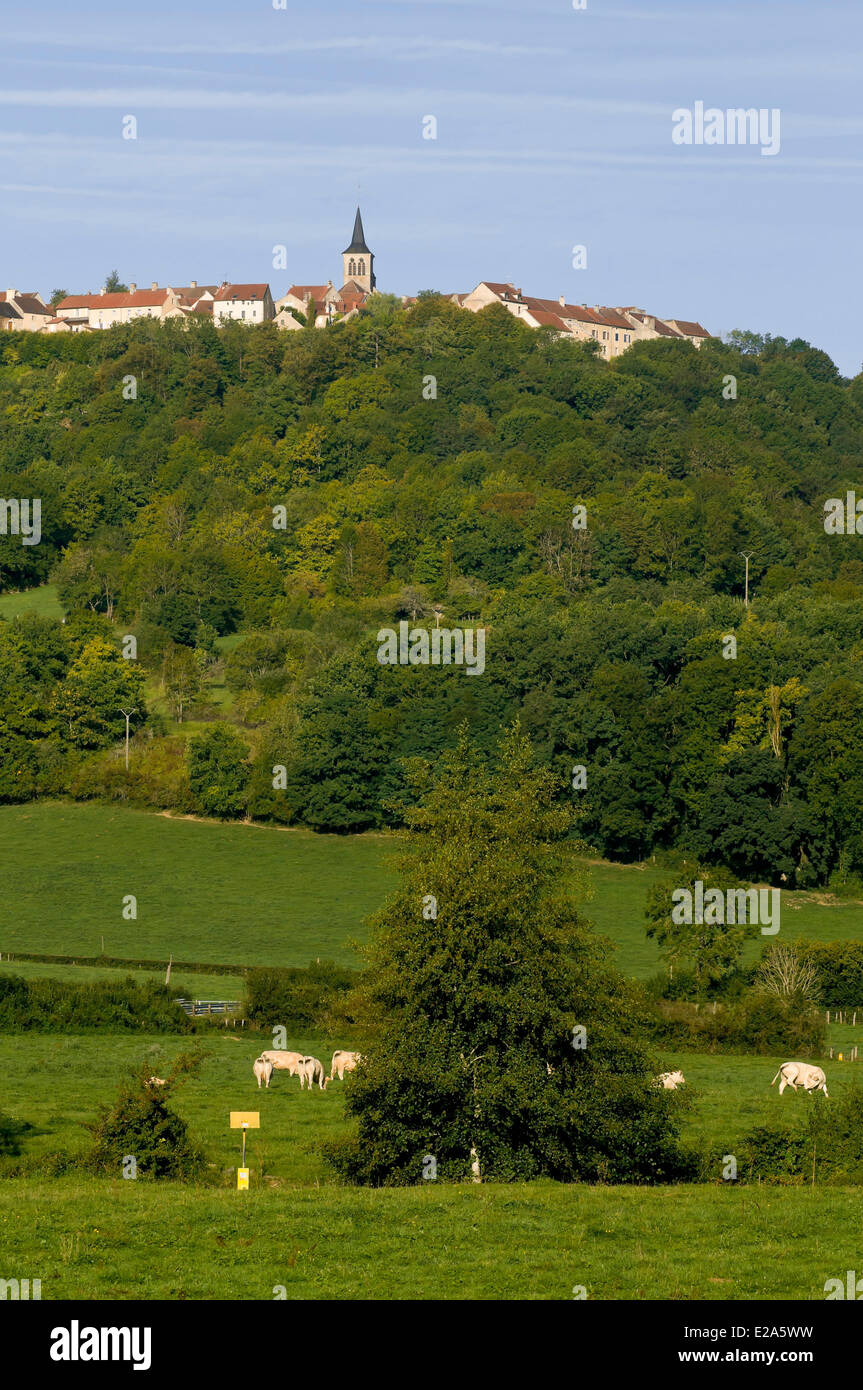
2, 803, 862, 977
2, 1034, 859, 1182
0, 583, 63, 620
1, 1031, 861, 1299
0, 802, 391, 967
2, 802, 863, 1302
0, 1178, 856, 1300
0, 959, 244, 1000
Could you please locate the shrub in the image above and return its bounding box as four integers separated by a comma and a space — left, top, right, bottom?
0, 1111, 31, 1156
737, 1086, 863, 1184
246, 960, 358, 1031
793, 940, 863, 1008
85, 1053, 207, 1180
0, 973, 193, 1033
644, 989, 825, 1055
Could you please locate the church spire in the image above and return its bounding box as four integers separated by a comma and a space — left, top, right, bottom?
341, 206, 375, 291
343, 206, 370, 255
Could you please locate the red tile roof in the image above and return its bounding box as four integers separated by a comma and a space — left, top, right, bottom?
57, 290, 171, 311
213, 284, 269, 301
286, 285, 331, 300
670, 319, 710, 338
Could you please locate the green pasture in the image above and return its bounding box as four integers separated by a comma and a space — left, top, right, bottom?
0, 583, 63, 621
1, 803, 861, 978
1, 1032, 862, 1300
0, 1177, 857, 1300
2, 1034, 858, 1185
0, 802, 391, 967
0, 959, 244, 1000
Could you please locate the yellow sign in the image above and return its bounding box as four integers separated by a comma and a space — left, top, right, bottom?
237, 1168, 249, 1191
230, 1112, 260, 1129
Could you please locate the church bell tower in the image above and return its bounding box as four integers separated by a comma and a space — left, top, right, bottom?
342, 207, 375, 292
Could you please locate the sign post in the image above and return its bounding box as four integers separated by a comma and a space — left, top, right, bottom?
229, 1112, 259, 1191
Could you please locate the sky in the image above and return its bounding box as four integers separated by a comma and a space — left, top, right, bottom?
2, 0, 861, 374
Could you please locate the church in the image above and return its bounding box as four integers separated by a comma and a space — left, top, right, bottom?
274, 207, 376, 329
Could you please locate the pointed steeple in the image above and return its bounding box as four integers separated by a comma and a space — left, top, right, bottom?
341, 207, 375, 292
343, 206, 371, 255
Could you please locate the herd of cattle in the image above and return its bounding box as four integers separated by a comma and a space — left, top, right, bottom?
244, 1055, 830, 1096
252, 1049, 363, 1091
655, 1061, 830, 1096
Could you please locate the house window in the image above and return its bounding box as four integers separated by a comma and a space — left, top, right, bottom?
615, 332, 619, 341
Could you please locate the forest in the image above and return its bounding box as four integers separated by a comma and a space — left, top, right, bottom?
1, 294, 862, 888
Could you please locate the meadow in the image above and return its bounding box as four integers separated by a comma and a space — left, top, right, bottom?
2, 1034, 859, 1180
0, 1178, 856, 1300
2, 1031, 861, 1300
2, 803, 862, 978
3, 801, 863, 1302
0, 583, 63, 621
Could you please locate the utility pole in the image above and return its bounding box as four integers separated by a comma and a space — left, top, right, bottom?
739, 552, 755, 608
119, 708, 137, 772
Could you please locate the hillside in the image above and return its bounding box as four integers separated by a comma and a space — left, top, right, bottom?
1, 300, 863, 890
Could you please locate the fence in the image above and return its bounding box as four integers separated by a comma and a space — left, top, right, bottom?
176, 999, 241, 1018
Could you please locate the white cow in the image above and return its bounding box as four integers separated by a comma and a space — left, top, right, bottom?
327, 1050, 362, 1082
656, 1070, 686, 1090
258, 1050, 303, 1079
253, 1056, 273, 1089
146, 1076, 167, 1088
771, 1062, 828, 1096
298, 1056, 327, 1091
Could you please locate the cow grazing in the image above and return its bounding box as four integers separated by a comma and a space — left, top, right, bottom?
771, 1062, 828, 1096
253, 1056, 273, 1089
258, 1050, 303, 1079
656, 1070, 686, 1090
327, 1050, 362, 1083
298, 1056, 327, 1090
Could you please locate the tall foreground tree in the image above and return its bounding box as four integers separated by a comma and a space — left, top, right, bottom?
327, 726, 693, 1185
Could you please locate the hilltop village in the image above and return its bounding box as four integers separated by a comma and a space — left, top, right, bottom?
0, 207, 709, 361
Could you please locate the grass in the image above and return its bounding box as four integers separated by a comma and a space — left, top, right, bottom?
0, 802, 392, 967
3, 1033, 859, 1183
2, 803, 863, 977
0, 959, 244, 1000
0, 583, 63, 620
0, 1178, 858, 1299
2, 1029, 861, 1300
3, 803, 863, 1302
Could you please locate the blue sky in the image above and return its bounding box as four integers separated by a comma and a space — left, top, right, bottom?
2, 0, 861, 374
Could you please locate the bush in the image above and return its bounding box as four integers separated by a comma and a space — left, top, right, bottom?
737, 1086, 863, 1184
794, 940, 863, 1008
85, 1054, 208, 1181
644, 989, 825, 1055
0, 973, 193, 1033
0, 1111, 31, 1156
187, 725, 249, 818
245, 960, 359, 1031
